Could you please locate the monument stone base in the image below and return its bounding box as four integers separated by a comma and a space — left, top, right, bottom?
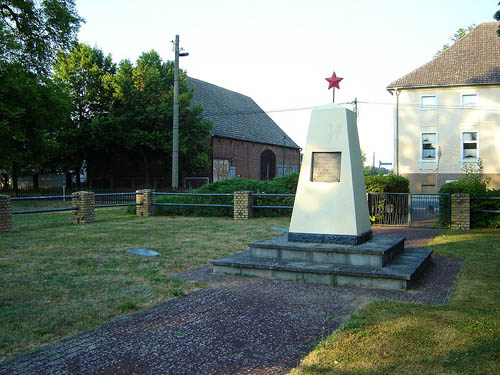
211, 235, 432, 290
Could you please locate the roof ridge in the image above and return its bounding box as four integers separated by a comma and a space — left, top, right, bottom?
187, 76, 253, 100
387, 22, 500, 89
186, 76, 300, 149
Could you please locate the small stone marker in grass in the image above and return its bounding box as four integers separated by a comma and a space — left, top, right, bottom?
127, 248, 160, 257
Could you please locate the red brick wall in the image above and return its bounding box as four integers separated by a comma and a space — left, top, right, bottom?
211, 137, 301, 180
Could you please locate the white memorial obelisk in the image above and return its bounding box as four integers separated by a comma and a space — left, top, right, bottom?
288, 103, 372, 244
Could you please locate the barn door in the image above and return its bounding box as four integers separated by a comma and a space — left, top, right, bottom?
260, 150, 276, 180
213, 159, 230, 181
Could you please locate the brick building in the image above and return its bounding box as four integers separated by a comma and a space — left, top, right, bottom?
187, 77, 301, 184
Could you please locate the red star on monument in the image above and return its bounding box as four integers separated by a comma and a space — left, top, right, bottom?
325, 72, 343, 90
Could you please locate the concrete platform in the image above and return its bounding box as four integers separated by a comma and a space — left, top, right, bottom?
249, 235, 405, 267
212, 247, 433, 290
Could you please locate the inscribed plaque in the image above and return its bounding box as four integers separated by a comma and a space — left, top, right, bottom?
311, 152, 341, 182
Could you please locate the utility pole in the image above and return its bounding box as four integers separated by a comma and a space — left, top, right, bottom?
172, 35, 180, 190
394, 89, 401, 175
172, 35, 188, 190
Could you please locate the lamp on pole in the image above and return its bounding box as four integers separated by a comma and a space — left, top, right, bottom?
172, 35, 189, 190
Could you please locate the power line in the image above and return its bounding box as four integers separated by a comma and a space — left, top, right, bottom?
201, 102, 353, 116
156, 99, 500, 118
201, 100, 500, 117
357, 100, 500, 112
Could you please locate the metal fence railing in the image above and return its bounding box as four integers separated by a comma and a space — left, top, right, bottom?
8, 191, 461, 227
251, 193, 295, 210
11, 195, 78, 215
471, 197, 500, 214
410, 193, 450, 227
367, 193, 450, 227
95, 192, 141, 208
10, 192, 144, 215
368, 193, 409, 226
152, 192, 234, 208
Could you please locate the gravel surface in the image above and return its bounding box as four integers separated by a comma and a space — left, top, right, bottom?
0, 227, 463, 375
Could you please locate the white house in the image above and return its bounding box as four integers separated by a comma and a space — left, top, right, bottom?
387, 22, 500, 193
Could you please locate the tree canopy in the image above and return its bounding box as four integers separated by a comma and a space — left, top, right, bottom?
90, 50, 212, 186
0, 1, 81, 189
0, 0, 82, 75
0, 63, 70, 187
0, 3, 212, 190
52, 43, 116, 181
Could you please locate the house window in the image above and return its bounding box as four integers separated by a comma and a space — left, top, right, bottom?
461, 94, 478, 107
420, 95, 437, 108
462, 132, 478, 161
421, 133, 437, 161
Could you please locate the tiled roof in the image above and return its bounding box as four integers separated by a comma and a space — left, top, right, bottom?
387, 22, 500, 89
187, 77, 300, 149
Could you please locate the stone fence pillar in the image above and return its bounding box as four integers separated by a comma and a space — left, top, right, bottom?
451, 193, 470, 230
136, 189, 155, 217
72, 191, 95, 224
0, 194, 12, 233
234, 191, 253, 220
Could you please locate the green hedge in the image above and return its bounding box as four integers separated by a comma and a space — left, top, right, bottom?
135, 173, 409, 218
151, 174, 299, 217
439, 181, 500, 228
365, 175, 409, 193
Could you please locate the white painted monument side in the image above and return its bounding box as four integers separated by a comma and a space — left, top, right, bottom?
289, 104, 371, 237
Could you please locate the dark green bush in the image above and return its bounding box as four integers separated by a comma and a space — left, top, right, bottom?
365, 175, 409, 193
136, 173, 411, 218
153, 174, 299, 217
439, 169, 500, 228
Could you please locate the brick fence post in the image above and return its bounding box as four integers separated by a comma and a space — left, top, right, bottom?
451, 193, 470, 230
234, 191, 253, 220
136, 189, 155, 217
72, 191, 95, 224
0, 194, 12, 233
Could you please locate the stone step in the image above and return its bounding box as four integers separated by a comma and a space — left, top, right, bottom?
248, 235, 405, 267
211, 248, 433, 290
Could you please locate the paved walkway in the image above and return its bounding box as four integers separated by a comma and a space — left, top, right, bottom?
0, 228, 462, 375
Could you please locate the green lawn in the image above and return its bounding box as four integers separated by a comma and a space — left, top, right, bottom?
0, 206, 290, 361
290, 230, 500, 375
2, 206, 499, 373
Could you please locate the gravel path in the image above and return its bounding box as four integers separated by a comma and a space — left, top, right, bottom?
0, 227, 463, 375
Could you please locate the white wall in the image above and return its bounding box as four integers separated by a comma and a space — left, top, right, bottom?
395, 85, 500, 175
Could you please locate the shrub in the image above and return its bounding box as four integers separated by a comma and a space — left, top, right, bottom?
438, 161, 499, 228
136, 173, 410, 218
365, 175, 409, 193
153, 174, 299, 217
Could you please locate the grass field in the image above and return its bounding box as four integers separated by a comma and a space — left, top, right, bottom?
290, 229, 500, 375
0, 203, 290, 361
1, 203, 499, 373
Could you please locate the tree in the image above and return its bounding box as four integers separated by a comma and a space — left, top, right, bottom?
0, 63, 70, 190
94, 50, 212, 186
52, 43, 116, 186
0, 0, 82, 189
0, 0, 82, 76
435, 25, 475, 56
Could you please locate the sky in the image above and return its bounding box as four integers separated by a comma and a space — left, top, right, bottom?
76, 0, 498, 167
